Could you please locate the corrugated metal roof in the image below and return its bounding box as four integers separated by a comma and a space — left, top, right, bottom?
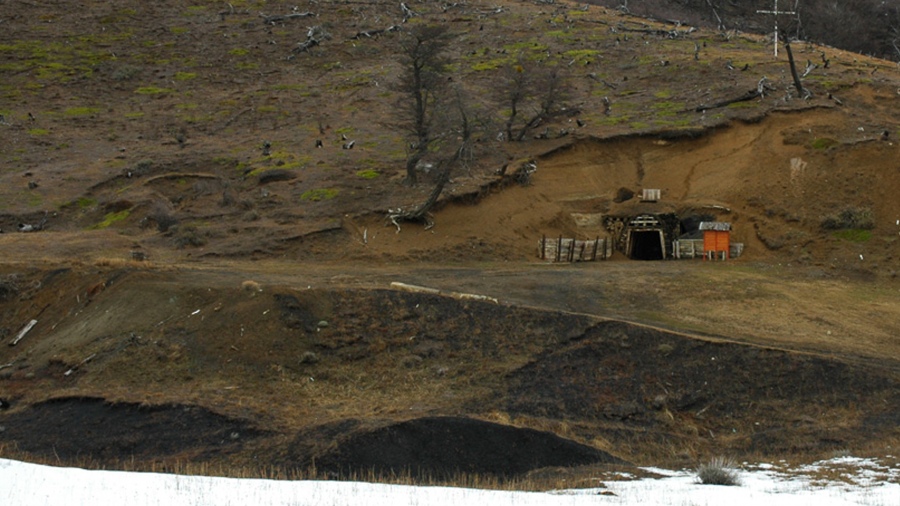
699, 221, 731, 231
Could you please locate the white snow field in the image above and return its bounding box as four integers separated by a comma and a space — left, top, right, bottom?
1, 455, 897, 506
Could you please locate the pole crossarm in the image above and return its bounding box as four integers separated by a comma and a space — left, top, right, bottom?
756, 0, 796, 57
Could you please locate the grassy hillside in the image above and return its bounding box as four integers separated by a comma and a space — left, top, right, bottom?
1, 0, 899, 485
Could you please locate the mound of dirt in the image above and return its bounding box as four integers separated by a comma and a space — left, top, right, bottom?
309, 416, 624, 479
506, 321, 900, 456
0, 397, 263, 461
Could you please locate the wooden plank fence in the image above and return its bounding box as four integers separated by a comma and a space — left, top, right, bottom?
539, 236, 611, 262
673, 239, 744, 259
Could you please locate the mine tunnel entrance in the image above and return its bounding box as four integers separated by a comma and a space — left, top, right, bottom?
628, 229, 665, 260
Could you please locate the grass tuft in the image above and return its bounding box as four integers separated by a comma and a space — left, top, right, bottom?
696, 456, 741, 486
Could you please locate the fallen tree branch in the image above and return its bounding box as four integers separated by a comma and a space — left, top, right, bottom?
10, 319, 37, 346
64, 353, 97, 376
290, 25, 330, 57
17, 212, 48, 233
352, 25, 400, 39
695, 76, 773, 111
588, 73, 617, 89
617, 25, 695, 38
801, 59, 818, 78
260, 11, 316, 24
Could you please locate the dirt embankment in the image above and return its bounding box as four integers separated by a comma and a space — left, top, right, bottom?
1, 266, 897, 477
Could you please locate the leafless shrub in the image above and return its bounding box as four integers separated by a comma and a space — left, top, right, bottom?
220, 190, 236, 207
192, 179, 219, 196
171, 225, 207, 249
821, 207, 875, 230
0, 275, 20, 301
147, 204, 179, 232
111, 64, 142, 81
131, 159, 153, 177
696, 456, 741, 486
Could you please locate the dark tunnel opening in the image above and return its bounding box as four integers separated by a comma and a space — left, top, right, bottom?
630, 230, 665, 260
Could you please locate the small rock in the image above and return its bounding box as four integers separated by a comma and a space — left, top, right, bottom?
317, 320, 329, 328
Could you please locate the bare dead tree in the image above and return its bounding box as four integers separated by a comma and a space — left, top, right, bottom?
388, 91, 475, 230
395, 24, 454, 186
497, 60, 530, 142
496, 60, 572, 142
705, 0, 725, 30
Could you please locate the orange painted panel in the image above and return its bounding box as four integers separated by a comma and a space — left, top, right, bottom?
703, 231, 716, 252
704, 231, 730, 252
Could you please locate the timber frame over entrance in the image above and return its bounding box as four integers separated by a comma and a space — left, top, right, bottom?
603, 212, 681, 260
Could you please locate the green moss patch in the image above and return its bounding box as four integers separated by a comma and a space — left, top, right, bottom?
90, 209, 131, 230
77, 197, 98, 208
831, 229, 872, 242
300, 188, 339, 201
811, 137, 839, 150
356, 169, 380, 179
135, 86, 174, 95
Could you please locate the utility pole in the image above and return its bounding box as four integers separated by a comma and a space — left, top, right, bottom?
757, 0, 796, 58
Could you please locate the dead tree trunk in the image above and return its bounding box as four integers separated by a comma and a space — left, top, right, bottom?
785, 42, 811, 99
696, 77, 773, 111
388, 94, 473, 231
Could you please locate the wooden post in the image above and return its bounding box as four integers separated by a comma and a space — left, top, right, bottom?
556, 235, 562, 262
592, 237, 599, 261
541, 235, 546, 260
579, 242, 586, 262
567, 239, 575, 262
757, 0, 796, 58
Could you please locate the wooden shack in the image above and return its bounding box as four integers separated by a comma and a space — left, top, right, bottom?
700, 221, 731, 260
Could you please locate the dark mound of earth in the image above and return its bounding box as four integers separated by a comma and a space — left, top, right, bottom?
506, 321, 900, 455
312, 416, 624, 479
0, 396, 263, 461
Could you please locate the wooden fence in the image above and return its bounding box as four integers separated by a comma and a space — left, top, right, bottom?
539, 236, 611, 262
673, 239, 744, 259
